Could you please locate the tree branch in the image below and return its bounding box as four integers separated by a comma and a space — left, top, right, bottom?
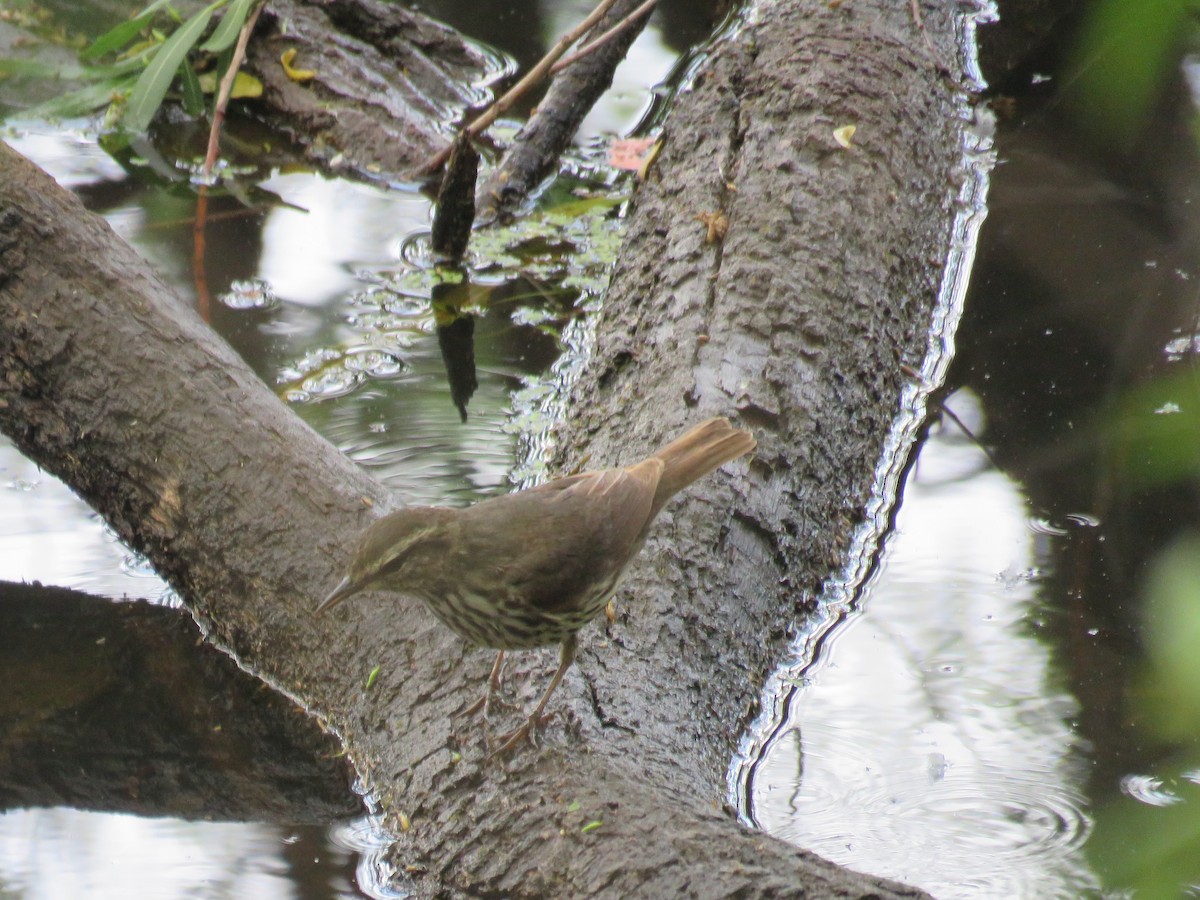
0, 0, 968, 893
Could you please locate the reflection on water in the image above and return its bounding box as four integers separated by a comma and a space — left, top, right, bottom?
751, 396, 1096, 897
0, 10, 644, 900
0, 437, 171, 602
0, 809, 359, 900
255, 173, 432, 309
327, 815, 411, 900
12, 1, 1200, 898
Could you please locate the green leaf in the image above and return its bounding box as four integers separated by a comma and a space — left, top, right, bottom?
198, 70, 262, 98
42, 46, 159, 84
0, 57, 88, 83
109, 47, 159, 77
580, 820, 602, 834
122, 1, 224, 133
365, 664, 382, 690
4, 76, 135, 123
179, 61, 204, 116
202, 0, 255, 53
82, 0, 175, 60
543, 194, 625, 223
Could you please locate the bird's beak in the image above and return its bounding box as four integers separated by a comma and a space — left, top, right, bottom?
316, 576, 358, 615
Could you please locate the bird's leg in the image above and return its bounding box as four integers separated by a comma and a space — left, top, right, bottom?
456, 650, 505, 721
491, 635, 576, 755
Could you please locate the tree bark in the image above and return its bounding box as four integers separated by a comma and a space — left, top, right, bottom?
0, 0, 969, 895
476, 0, 654, 221
241, 0, 496, 180
7, 0, 491, 181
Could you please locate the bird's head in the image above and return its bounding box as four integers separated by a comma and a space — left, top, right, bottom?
316, 507, 453, 614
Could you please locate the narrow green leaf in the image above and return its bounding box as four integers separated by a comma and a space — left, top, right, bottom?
0, 58, 86, 80
109, 48, 159, 77
122, 3, 222, 133
179, 61, 204, 116
2, 76, 135, 123
202, 0, 254, 53
580, 820, 602, 834
82, 16, 150, 60
365, 664, 382, 690
82, 0, 174, 60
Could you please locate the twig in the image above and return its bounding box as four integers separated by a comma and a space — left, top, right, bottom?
193, 187, 210, 320
203, 1, 265, 178
908, 0, 935, 54
937, 398, 1004, 473
476, 0, 651, 219
420, 0, 622, 174
901, 363, 1004, 473
550, 0, 658, 75
197, 1, 264, 319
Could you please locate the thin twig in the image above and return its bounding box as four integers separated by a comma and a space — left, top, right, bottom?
908, 0, 935, 53
193, 187, 210, 320
197, 2, 264, 319
937, 399, 1005, 474
549, 0, 658, 75
901, 363, 1005, 473
203, 1, 265, 178
420, 0, 623, 174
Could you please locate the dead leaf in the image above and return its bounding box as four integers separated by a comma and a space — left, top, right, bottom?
281, 48, 317, 83
696, 211, 729, 244
608, 137, 656, 171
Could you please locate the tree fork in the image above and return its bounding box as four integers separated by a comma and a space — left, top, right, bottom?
0, 0, 968, 892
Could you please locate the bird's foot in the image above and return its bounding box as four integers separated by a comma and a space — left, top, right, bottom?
455, 692, 488, 721
455, 690, 518, 724
488, 710, 558, 757
454, 651, 511, 724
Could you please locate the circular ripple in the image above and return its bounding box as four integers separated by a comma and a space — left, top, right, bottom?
1120, 773, 1183, 807
754, 722, 1096, 898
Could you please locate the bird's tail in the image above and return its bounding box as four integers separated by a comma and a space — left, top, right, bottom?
650, 417, 755, 513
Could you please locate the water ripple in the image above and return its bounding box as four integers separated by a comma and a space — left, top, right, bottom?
218, 278, 279, 310
1120, 773, 1183, 807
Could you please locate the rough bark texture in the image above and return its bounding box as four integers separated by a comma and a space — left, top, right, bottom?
476, 0, 652, 221
549, 0, 968, 767
4, 0, 490, 181
241, 0, 493, 179
0, 0, 970, 895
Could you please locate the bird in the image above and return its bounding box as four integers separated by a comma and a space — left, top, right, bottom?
316, 416, 755, 752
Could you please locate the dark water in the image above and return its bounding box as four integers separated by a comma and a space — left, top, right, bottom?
739, 5, 1200, 897
4, 0, 1200, 897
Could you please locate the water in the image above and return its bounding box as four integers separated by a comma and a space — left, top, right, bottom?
5, 0, 1200, 897
747, 410, 1097, 897
0, 3, 697, 897
0, 439, 171, 601
0, 811, 354, 900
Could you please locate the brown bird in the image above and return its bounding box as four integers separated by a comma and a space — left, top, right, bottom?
317, 417, 755, 752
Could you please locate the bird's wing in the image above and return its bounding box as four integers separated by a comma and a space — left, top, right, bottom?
463, 460, 663, 615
